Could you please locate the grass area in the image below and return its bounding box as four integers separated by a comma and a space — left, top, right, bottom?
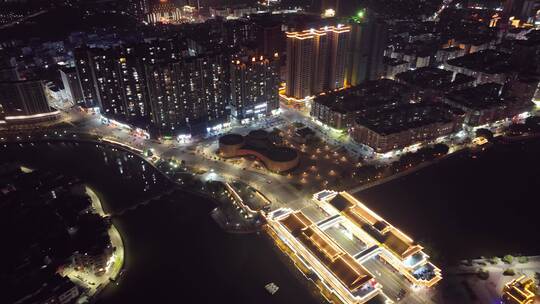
110, 251, 124, 280
108, 226, 124, 280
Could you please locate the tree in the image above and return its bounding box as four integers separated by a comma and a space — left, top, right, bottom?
525, 116, 540, 132
518, 256, 529, 264
489, 257, 500, 265
475, 128, 493, 141
503, 268, 515, 276
293, 122, 304, 128
355, 165, 380, 181
503, 255, 514, 264
507, 123, 529, 136
432, 143, 449, 156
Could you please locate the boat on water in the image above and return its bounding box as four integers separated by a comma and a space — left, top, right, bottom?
265, 282, 279, 295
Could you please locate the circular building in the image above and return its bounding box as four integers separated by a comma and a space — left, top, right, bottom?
218, 134, 245, 157
247, 129, 269, 140
218, 131, 300, 173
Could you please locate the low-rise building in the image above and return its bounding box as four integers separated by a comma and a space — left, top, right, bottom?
389, 43, 437, 70
265, 190, 442, 304
444, 50, 515, 85
310, 79, 411, 130
505, 73, 540, 104
502, 275, 536, 304
312, 191, 442, 287
267, 210, 381, 304
13, 274, 80, 304
434, 47, 466, 65
71, 214, 113, 275
350, 104, 463, 153
218, 130, 300, 172
72, 238, 113, 276
382, 57, 409, 79
453, 35, 496, 54
395, 67, 475, 103
444, 83, 531, 127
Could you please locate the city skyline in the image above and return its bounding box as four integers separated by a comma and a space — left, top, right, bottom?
1, 0, 540, 304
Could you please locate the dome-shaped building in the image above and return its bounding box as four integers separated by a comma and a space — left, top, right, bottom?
218, 130, 300, 173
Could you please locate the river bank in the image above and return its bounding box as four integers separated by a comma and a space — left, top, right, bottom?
0, 141, 318, 304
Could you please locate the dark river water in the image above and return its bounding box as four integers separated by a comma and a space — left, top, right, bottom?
356, 138, 540, 264
0, 141, 316, 304
2, 137, 540, 303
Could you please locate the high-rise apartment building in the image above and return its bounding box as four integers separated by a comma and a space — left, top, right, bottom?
285, 25, 351, 101
230, 53, 280, 122
117, 46, 149, 121
60, 67, 84, 105
145, 52, 230, 134
74, 48, 98, 107
285, 30, 318, 100
74, 48, 127, 118
347, 11, 388, 86
74, 47, 150, 123
254, 21, 284, 56
328, 28, 350, 90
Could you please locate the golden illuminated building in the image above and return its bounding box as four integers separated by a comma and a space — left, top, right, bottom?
284, 25, 351, 102
268, 210, 380, 303
265, 190, 442, 304
146, 0, 182, 24
280, 212, 373, 291
313, 191, 442, 287
490, 13, 502, 27
503, 275, 537, 304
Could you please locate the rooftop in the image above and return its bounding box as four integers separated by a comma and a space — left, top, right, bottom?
311, 190, 442, 287
503, 275, 536, 304
446, 50, 513, 74
313, 79, 409, 114
329, 193, 423, 260
445, 83, 506, 110
355, 104, 456, 135
286, 25, 351, 39
219, 130, 299, 162
219, 133, 244, 145
395, 67, 475, 90
383, 56, 408, 67
279, 211, 374, 292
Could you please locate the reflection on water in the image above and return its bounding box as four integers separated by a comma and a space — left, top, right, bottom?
1, 141, 171, 213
